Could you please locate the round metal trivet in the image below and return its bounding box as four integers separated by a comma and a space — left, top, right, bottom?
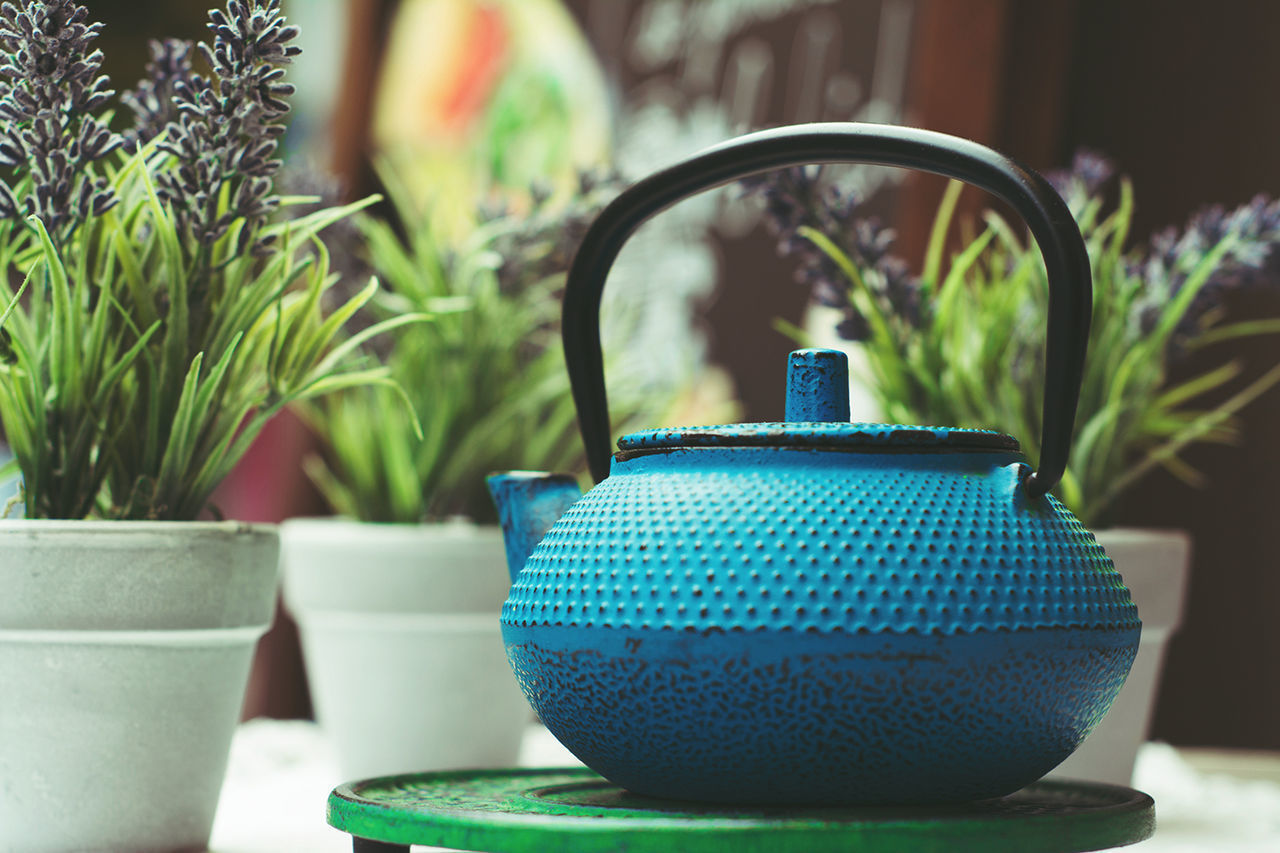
327, 767, 1155, 853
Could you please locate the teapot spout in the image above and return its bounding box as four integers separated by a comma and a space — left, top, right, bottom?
486, 472, 582, 583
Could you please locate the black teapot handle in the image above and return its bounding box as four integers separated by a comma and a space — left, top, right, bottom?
563, 122, 1091, 499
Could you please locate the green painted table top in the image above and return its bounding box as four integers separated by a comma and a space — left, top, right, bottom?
327, 767, 1155, 853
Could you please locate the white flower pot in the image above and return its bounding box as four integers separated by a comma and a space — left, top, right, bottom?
0, 521, 278, 853
1049, 527, 1191, 785
279, 519, 529, 781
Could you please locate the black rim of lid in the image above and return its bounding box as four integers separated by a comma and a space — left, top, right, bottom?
616, 423, 1021, 453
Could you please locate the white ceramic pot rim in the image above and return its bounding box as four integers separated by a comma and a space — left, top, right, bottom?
280, 518, 511, 616
280, 516, 502, 544
1092, 527, 1189, 545
1, 519, 281, 631
294, 611, 500, 632
0, 518, 275, 539
0, 625, 268, 645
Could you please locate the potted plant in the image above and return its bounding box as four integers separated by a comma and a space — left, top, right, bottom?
278, 164, 727, 780
740, 152, 1280, 784
0, 2, 416, 850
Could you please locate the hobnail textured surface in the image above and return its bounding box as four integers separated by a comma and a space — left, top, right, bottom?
505, 625, 1139, 805
500, 446, 1140, 805
502, 448, 1137, 635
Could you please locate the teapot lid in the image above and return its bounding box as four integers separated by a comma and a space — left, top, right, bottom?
617, 349, 1020, 454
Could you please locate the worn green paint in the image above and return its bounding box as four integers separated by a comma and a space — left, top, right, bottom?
327, 768, 1154, 853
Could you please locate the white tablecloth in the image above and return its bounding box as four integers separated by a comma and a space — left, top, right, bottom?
210, 721, 1280, 853
211, 720, 581, 853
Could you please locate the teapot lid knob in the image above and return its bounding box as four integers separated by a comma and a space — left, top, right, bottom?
619, 344, 1015, 453
785, 349, 851, 423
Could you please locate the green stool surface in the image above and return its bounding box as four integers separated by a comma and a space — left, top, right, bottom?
327, 767, 1155, 853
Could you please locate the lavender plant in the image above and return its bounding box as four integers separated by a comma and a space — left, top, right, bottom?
743, 155, 1280, 525
0, 0, 420, 520
302, 166, 678, 524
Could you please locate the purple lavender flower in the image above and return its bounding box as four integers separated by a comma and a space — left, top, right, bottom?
1135, 194, 1280, 356
1047, 149, 1115, 217
1047, 149, 1114, 198
1054, 150, 1279, 356
119, 38, 195, 154
739, 165, 921, 342
153, 0, 299, 253
0, 0, 120, 237
1052, 153, 1280, 361
483, 169, 623, 301
750, 146, 1279, 366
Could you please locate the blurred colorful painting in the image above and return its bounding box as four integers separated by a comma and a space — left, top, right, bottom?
371, 0, 612, 216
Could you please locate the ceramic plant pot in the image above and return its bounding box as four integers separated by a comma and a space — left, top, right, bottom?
0, 521, 278, 853
279, 519, 530, 780
1049, 528, 1191, 785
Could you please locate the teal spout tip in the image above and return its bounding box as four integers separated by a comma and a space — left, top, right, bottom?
487, 472, 583, 583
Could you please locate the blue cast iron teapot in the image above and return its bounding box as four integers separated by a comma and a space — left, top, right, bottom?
488, 123, 1140, 806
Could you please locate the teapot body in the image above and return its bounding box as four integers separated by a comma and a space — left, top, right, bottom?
501, 445, 1139, 804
